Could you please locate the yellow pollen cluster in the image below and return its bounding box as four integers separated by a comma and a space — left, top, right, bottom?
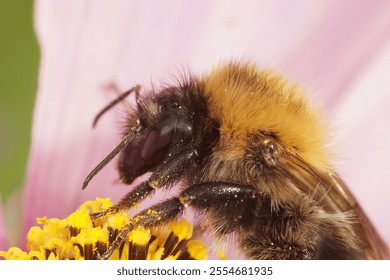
0, 198, 208, 260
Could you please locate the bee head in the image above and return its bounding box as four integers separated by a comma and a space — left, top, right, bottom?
118, 86, 195, 184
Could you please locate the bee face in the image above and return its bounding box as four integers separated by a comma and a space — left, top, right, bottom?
117, 85, 203, 184
83, 61, 389, 260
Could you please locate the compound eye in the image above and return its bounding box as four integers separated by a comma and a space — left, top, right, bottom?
141, 115, 178, 160
119, 114, 179, 184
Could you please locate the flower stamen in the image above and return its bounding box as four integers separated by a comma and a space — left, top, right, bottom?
0, 197, 208, 260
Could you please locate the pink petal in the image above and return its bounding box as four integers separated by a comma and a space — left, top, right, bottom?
0, 205, 8, 251
333, 43, 390, 243
21, 0, 390, 254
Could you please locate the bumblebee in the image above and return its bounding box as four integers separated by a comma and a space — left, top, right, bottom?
82, 61, 389, 259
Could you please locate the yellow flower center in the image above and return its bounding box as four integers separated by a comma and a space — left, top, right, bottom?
0, 197, 208, 260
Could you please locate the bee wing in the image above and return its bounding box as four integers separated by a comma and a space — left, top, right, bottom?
280, 151, 390, 259
327, 173, 390, 260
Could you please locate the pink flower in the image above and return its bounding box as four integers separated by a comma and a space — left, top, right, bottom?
1, 0, 389, 257
0, 207, 6, 250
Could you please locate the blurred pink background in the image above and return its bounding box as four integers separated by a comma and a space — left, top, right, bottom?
1, 1, 389, 257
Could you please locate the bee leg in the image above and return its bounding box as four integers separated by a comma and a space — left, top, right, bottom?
99, 182, 261, 259
90, 148, 198, 220
179, 182, 262, 233
98, 197, 184, 260
90, 181, 154, 220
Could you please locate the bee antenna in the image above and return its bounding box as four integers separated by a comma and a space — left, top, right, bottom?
82, 127, 141, 190
93, 84, 141, 128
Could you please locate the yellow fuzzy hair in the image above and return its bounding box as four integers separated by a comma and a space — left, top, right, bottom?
202, 62, 331, 171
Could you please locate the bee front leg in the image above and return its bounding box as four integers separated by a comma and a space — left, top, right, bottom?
90, 181, 154, 220
98, 197, 184, 259
90, 148, 198, 220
